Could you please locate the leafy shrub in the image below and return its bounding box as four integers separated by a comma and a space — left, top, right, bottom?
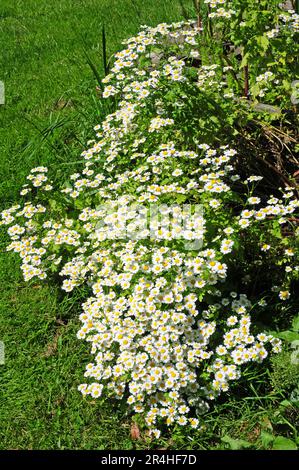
1, 1, 298, 437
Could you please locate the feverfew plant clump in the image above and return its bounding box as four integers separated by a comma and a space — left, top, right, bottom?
1, 2, 298, 438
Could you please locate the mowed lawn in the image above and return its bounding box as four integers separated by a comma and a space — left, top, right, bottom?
0, 0, 193, 450
0, 0, 297, 451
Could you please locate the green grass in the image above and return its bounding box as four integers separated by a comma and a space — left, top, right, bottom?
0, 0, 298, 450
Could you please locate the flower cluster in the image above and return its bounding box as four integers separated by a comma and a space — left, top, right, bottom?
204, 1, 299, 35
1, 14, 298, 437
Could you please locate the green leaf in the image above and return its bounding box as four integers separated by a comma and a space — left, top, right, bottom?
260, 431, 275, 448
272, 436, 297, 450
277, 331, 299, 343
175, 194, 187, 204
280, 400, 293, 408
49, 198, 57, 210
282, 79, 291, 91
292, 315, 299, 332
240, 53, 249, 69
256, 35, 269, 53
221, 435, 252, 450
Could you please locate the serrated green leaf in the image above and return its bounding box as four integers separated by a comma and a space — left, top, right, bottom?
272, 436, 297, 450
175, 194, 187, 204
256, 35, 269, 52
240, 53, 249, 69
221, 435, 252, 450
260, 430, 275, 448
277, 331, 299, 342
292, 315, 299, 332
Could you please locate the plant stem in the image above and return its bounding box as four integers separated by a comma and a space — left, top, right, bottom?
193, 0, 202, 29
244, 64, 249, 99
